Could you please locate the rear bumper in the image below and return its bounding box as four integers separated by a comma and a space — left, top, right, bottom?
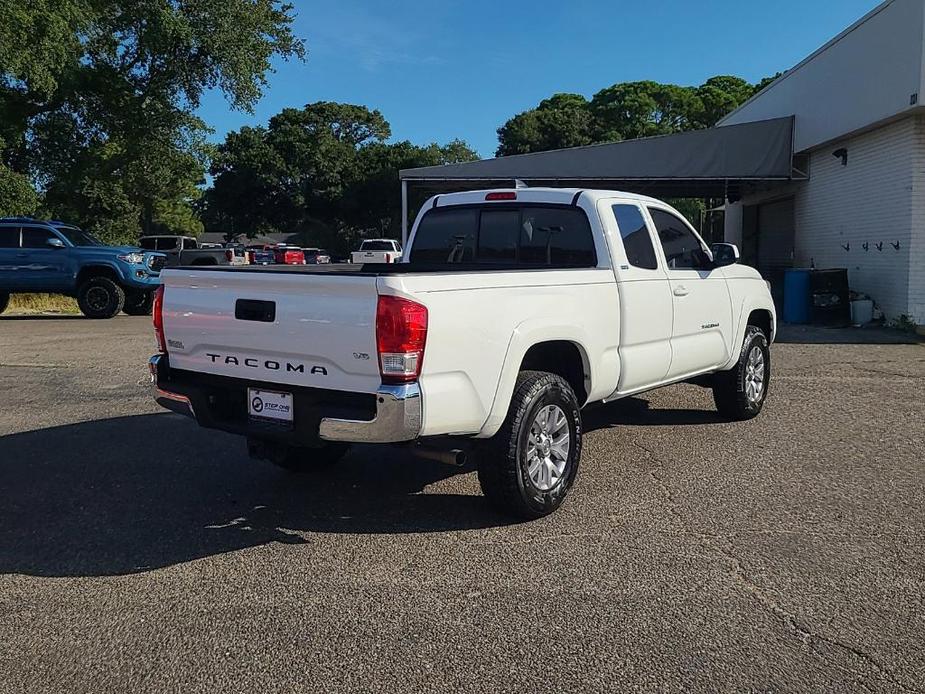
148, 354, 421, 445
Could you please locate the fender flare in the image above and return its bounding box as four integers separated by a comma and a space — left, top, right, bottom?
477, 320, 596, 438
722, 296, 777, 371
76, 262, 128, 285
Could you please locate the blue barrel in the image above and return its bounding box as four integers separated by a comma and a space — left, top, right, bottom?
783, 269, 812, 324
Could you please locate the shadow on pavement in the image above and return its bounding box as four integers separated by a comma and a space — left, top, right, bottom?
0, 413, 514, 578
584, 397, 726, 431
775, 323, 922, 345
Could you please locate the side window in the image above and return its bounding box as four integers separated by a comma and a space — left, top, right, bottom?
184, 238, 198, 249
21, 226, 57, 248
519, 207, 596, 266
158, 237, 179, 251
409, 208, 478, 263
648, 208, 710, 270
0, 227, 19, 248
139, 238, 157, 250
612, 204, 657, 270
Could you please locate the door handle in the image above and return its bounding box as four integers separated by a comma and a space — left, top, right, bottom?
673, 285, 689, 297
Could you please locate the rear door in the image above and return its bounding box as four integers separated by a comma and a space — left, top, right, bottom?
18, 226, 71, 291
604, 201, 673, 393
647, 206, 732, 379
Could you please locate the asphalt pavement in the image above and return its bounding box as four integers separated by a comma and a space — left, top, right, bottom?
0, 315, 922, 693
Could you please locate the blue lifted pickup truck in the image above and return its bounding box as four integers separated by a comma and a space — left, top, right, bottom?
0, 217, 166, 318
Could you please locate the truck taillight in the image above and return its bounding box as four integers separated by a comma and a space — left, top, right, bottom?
225, 249, 234, 262
153, 284, 166, 353
376, 296, 427, 384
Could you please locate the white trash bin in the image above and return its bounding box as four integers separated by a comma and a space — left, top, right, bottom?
850, 299, 874, 326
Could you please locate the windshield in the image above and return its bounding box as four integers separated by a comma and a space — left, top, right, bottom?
361, 241, 396, 251
55, 226, 104, 247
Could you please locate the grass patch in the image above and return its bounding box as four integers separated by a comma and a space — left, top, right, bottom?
6, 293, 80, 314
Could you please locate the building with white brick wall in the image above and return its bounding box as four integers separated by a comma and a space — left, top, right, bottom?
720, 0, 925, 322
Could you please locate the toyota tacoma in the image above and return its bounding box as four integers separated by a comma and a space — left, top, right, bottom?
149, 188, 775, 518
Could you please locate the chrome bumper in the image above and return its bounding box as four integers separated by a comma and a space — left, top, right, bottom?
319, 383, 421, 443
149, 354, 421, 444
149, 355, 196, 418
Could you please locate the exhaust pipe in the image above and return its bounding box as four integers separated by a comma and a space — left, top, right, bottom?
409, 445, 468, 467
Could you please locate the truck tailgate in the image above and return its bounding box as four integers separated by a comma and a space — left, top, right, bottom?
161, 268, 382, 393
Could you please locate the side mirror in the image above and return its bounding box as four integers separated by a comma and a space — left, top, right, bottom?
711, 242, 740, 267
46, 237, 66, 249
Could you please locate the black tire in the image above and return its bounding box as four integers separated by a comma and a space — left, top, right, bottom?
123, 289, 154, 316
713, 325, 771, 421
477, 370, 582, 519
0, 292, 9, 315
247, 437, 350, 473
77, 276, 125, 319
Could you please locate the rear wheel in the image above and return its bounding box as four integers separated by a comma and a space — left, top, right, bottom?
247, 437, 351, 473
477, 370, 582, 519
0, 292, 9, 315
713, 325, 770, 420
77, 276, 125, 319
123, 289, 154, 316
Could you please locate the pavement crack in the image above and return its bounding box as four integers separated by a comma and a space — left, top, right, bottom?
629, 437, 919, 694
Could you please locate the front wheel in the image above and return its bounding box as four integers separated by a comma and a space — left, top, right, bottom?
123, 289, 154, 316
713, 326, 770, 420
477, 370, 582, 519
0, 292, 9, 315
77, 276, 125, 319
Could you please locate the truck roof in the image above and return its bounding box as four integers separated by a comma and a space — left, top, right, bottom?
430, 187, 666, 208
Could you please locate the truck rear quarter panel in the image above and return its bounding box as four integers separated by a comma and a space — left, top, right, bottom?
381, 269, 620, 438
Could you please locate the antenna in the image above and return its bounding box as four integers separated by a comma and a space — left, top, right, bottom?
513, 179, 529, 189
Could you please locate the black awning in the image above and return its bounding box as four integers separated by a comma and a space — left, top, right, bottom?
400, 117, 794, 193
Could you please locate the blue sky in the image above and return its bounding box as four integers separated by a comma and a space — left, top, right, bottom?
196, 0, 881, 157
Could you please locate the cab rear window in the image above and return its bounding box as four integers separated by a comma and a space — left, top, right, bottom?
410, 204, 596, 267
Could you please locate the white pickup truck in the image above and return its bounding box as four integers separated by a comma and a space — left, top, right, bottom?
150, 188, 775, 518
351, 238, 403, 264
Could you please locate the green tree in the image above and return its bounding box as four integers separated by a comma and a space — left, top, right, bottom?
496, 93, 593, 156
589, 81, 698, 141
691, 75, 755, 129
201, 102, 478, 254
496, 75, 771, 155
0, 0, 304, 242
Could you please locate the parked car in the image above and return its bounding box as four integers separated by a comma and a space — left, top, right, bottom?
273, 245, 305, 265
149, 188, 775, 518
223, 243, 249, 264
351, 238, 402, 264
245, 245, 276, 265
0, 217, 166, 318
303, 248, 331, 264
138, 235, 247, 267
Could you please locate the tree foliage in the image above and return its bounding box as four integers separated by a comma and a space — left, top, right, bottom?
497, 75, 770, 156
201, 101, 478, 253
496, 93, 594, 156
0, 0, 303, 243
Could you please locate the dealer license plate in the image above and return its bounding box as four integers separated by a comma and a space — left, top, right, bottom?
248, 388, 294, 423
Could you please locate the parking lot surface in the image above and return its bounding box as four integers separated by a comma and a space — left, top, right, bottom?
0, 316, 923, 693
